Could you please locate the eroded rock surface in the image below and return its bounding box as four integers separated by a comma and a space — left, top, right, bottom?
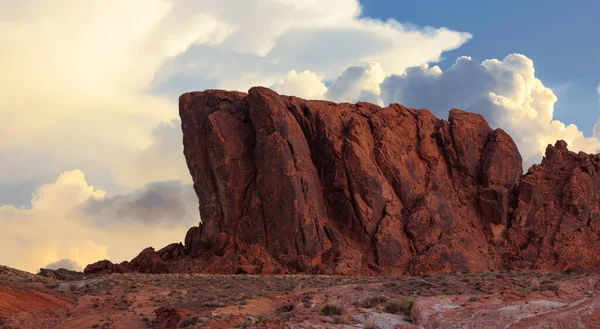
169, 87, 600, 275
88, 87, 600, 275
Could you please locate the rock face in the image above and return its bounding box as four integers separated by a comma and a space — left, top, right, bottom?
169, 87, 600, 275
87, 87, 600, 276
504, 141, 600, 272
83, 260, 129, 275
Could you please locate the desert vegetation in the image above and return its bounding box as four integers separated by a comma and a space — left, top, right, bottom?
0, 267, 593, 328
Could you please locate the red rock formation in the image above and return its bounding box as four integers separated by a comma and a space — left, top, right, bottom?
128, 247, 169, 274
157, 243, 187, 261
86, 87, 600, 276
85, 245, 185, 275
503, 141, 600, 272
177, 87, 526, 275
83, 260, 130, 275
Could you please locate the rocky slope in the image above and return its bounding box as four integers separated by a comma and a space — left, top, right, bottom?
86, 87, 600, 276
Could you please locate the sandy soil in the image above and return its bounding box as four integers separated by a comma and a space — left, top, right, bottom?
1, 265, 599, 328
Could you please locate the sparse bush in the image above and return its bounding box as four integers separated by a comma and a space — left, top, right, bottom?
276, 303, 294, 313
384, 302, 401, 314
320, 304, 343, 316
540, 284, 558, 292
279, 311, 294, 320
467, 296, 478, 302
235, 320, 252, 328
383, 297, 413, 315
45, 283, 59, 289
301, 293, 312, 302
361, 296, 387, 308
333, 316, 349, 324
179, 316, 199, 328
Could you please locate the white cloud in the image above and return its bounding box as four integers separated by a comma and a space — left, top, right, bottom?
325, 61, 385, 105
379, 54, 600, 166
148, 1, 471, 95
272, 70, 328, 100
0, 170, 193, 273
114, 119, 191, 189
0, 0, 178, 189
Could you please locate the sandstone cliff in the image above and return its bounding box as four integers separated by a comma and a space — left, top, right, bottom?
86, 87, 600, 276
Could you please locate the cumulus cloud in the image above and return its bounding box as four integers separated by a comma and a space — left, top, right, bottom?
325, 61, 385, 105
148, 1, 471, 95
114, 119, 191, 189
79, 180, 198, 229
0, 170, 193, 273
379, 54, 600, 166
43, 259, 82, 272
272, 70, 328, 100
0, 0, 178, 190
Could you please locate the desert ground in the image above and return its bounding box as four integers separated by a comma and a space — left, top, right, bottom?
1, 265, 599, 329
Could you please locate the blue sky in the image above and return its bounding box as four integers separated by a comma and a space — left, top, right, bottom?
360, 0, 600, 135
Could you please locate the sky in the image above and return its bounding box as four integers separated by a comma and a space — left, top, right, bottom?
360, 0, 600, 135
0, 0, 598, 273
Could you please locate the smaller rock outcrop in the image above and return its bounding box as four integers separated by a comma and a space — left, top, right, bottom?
83, 260, 129, 275
38, 268, 85, 281
503, 141, 600, 272
84, 244, 187, 275
129, 247, 169, 274
157, 243, 187, 261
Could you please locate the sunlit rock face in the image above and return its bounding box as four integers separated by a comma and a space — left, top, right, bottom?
88, 87, 600, 276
